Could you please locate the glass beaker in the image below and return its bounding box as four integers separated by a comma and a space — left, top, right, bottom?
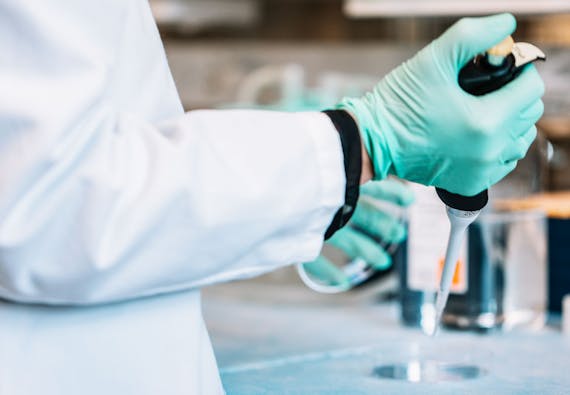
399, 135, 549, 333
443, 209, 548, 331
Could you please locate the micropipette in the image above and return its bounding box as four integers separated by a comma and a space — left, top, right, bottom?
431, 37, 546, 336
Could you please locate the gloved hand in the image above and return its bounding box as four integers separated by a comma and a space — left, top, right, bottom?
302, 179, 414, 290
338, 14, 545, 196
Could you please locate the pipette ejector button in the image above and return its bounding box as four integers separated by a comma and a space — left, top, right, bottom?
486, 36, 515, 67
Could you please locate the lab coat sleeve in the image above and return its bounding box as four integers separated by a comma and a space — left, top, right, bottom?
0, 0, 345, 304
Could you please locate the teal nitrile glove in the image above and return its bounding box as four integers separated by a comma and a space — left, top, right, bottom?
338, 14, 545, 197
302, 179, 414, 290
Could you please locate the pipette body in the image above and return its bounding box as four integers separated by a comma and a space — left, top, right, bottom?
432, 38, 546, 335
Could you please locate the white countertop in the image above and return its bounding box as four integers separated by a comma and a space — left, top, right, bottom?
203, 276, 570, 394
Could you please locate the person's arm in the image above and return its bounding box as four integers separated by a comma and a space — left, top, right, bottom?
0, 0, 351, 304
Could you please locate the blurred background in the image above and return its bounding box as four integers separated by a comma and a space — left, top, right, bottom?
148, 2, 570, 391
153, 0, 570, 188
150, 0, 570, 280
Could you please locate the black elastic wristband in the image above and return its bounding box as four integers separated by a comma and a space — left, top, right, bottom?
322, 110, 362, 240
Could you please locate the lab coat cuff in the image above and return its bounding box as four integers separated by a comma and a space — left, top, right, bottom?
322, 110, 362, 239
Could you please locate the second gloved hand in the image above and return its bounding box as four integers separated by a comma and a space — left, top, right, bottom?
302, 179, 414, 290
338, 13, 545, 196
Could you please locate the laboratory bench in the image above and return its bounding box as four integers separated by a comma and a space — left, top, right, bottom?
202, 273, 570, 395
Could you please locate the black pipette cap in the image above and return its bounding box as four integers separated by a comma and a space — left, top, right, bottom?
436, 188, 488, 212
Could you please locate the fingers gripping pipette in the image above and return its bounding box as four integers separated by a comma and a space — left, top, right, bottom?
431, 37, 546, 336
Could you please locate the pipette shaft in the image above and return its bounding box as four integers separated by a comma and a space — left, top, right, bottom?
431, 207, 480, 335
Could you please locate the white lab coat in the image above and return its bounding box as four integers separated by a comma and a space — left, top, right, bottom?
0, 1, 345, 394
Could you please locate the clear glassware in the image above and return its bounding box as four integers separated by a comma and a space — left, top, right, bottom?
399, 137, 549, 333
443, 208, 548, 331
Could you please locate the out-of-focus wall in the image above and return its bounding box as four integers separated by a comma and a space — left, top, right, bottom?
164, 43, 417, 109
153, 0, 570, 45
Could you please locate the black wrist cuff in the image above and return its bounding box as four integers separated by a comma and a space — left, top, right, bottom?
322, 110, 362, 240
